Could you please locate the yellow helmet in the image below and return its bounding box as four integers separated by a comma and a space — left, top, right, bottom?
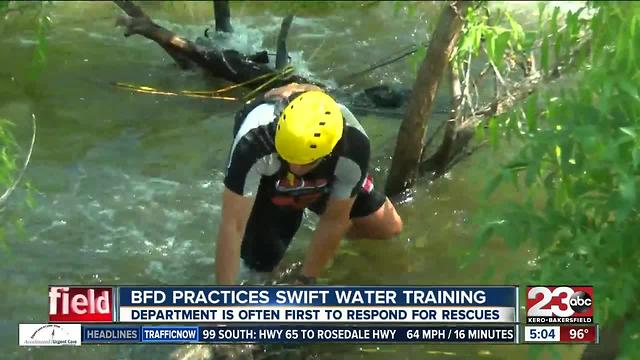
275, 91, 344, 164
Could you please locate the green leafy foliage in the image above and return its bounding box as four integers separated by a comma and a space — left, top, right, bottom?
0, 120, 18, 187
471, 2, 640, 358
0, 1, 41, 251
0, 118, 22, 250
452, 4, 532, 73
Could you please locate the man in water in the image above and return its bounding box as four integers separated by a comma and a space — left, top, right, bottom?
215, 83, 403, 285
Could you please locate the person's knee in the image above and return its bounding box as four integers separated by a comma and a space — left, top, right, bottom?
349, 202, 403, 240
360, 215, 402, 240
377, 201, 403, 239
379, 215, 403, 240
390, 215, 403, 237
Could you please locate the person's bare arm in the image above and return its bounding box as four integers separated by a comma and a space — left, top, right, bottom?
215, 187, 254, 285
264, 83, 324, 101
301, 196, 355, 279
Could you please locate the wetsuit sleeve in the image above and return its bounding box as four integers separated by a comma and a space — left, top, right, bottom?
224, 142, 263, 197
331, 108, 370, 199
224, 100, 273, 197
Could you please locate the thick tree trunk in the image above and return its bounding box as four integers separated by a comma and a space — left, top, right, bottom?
581, 318, 624, 360
213, 1, 232, 33
384, 1, 472, 197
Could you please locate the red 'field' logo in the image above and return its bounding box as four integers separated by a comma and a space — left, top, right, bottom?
526, 286, 593, 324
49, 287, 113, 322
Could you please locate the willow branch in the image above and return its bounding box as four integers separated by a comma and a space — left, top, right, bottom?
0, 114, 36, 209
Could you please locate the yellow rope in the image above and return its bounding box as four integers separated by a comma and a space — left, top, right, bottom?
182, 70, 286, 95
113, 82, 238, 100
112, 65, 296, 102
113, 83, 179, 96
180, 93, 237, 100
242, 65, 295, 101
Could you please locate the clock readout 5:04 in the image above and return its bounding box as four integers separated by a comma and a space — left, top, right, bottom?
525, 326, 560, 342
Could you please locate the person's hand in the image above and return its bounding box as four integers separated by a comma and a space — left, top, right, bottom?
264, 83, 323, 101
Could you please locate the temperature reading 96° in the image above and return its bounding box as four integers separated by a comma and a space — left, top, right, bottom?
570, 328, 588, 340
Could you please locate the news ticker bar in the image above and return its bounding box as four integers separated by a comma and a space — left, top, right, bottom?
20, 324, 518, 345
19, 324, 601, 346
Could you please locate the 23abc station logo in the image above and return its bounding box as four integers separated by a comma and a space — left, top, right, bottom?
526, 286, 593, 323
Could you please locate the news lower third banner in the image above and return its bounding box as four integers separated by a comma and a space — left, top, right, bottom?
31, 284, 603, 346
81, 324, 519, 344
115, 286, 518, 323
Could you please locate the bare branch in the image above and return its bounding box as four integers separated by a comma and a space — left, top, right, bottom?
419, 60, 463, 177
213, 1, 233, 33
114, 1, 194, 69
338, 45, 419, 85
462, 52, 475, 116
458, 37, 591, 130
113, 0, 145, 18
0, 113, 36, 210
276, 14, 294, 70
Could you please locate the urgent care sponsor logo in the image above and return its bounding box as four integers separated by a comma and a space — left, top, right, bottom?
19, 324, 81, 346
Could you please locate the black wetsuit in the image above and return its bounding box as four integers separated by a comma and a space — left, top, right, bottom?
224, 94, 385, 272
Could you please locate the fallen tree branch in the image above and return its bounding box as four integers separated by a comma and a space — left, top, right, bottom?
114, 0, 144, 17
113, 0, 314, 90
445, 138, 486, 172
419, 37, 592, 179
0, 113, 36, 210
114, 0, 194, 69
110, 0, 456, 120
